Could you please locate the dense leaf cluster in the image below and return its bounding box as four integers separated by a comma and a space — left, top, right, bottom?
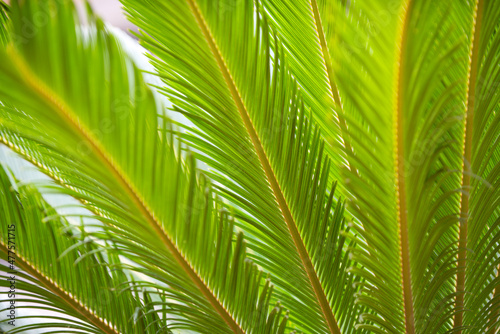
0, 0, 498, 333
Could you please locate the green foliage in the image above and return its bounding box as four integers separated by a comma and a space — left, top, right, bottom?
0, 0, 498, 333
0, 2, 8, 46
0, 165, 168, 333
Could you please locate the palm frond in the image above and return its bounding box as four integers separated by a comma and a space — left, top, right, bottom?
0, 1, 287, 332
122, 0, 361, 332
459, 1, 500, 332
301, 0, 472, 333
259, 0, 355, 189
0, 164, 168, 333
0, 0, 498, 333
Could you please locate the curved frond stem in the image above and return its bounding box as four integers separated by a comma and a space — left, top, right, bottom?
0, 242, 118, 334
308, 0, 356, 175
454, 1, 484, 331
184, 0, 340, 333
4, 45, 244, 334
394, 1, 415, 333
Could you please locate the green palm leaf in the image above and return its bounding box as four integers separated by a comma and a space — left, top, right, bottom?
0, 0, 498, 333
0, 1, 287, 332
258, 0, 490, 333
0, 164, 167, 333
121, 0, 361, 332
259, 0, 355, 189
316, 0, 496, 333
458, 1, 500, 333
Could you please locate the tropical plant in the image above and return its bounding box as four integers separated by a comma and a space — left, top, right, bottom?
0, 0, 498, 333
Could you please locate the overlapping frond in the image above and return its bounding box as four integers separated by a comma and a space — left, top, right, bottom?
399, 2, 470, 333
252, 3, 411, 329
0, 1, 287, 332
257, 0, 500, 333
460, 1, 500, 332
303, 0, 471, 333
121, 0, 362, 332
0, 0, 498, 333
0, 165, 166, 333
258, 0, 353, 190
